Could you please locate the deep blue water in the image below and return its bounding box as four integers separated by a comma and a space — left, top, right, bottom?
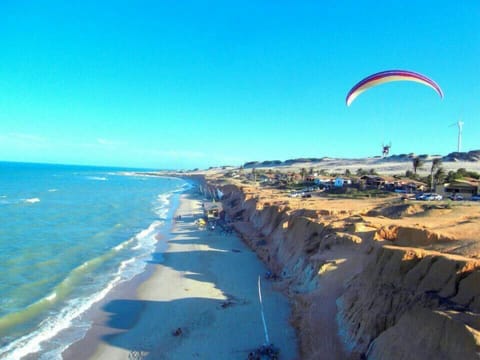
0, 162, 188, 359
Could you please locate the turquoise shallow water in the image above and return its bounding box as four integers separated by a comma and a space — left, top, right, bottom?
0, 162, 187, 359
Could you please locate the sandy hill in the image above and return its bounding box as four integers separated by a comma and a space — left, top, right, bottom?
237, 150, 480, 176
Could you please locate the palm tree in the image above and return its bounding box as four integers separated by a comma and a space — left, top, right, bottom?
412, 157, 424, 175
430, 158, 442, 191
300, 168, 307, 182
356, 168, 366, 176
433, 167, 446, 190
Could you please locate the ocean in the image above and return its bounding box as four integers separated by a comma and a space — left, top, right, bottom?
0, 162, 188, 359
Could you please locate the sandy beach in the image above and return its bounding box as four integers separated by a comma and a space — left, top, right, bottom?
64, 191, 297, 359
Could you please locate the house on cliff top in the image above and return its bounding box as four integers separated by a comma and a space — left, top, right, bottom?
360, 175, 386, 188
436, 178, 480, 198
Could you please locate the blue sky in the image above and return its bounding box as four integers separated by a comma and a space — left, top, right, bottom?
0, 1, 478, 169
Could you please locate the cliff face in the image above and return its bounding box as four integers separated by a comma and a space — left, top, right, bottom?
217, 183, 480, 360
338, 246, 480, 359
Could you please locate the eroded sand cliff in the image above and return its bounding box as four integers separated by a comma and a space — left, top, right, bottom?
208, 181, 480, 359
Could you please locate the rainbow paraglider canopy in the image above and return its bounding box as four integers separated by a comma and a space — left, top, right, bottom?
346, 70, 443, 106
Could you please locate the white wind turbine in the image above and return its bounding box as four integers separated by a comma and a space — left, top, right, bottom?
450, 120, 464, 152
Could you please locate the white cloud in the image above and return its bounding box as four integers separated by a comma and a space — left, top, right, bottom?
148, 149, 206, 159
96, 138, 125, 146
0, 133, 48, 147
8, 133, 47, 142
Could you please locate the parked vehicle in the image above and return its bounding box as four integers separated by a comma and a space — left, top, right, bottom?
471, 195, 480, 201
415, 192, 426, 200
448, 194, 464, 201
420, 193, 442, 201
401, 193, 416, 200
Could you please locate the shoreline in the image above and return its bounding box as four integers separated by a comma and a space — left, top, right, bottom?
1, 178, 183, 360
63, 190, 298, 359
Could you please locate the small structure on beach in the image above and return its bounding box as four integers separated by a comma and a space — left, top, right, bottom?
203, 201, 224, 220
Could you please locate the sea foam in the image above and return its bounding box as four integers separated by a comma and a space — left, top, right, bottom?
24, 198, 40, 204
86, 176, 108, 181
